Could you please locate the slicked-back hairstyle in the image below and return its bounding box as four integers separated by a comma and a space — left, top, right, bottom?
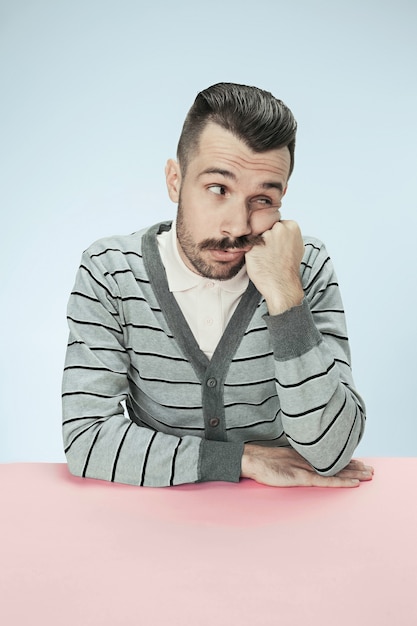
177, 82, 297, 178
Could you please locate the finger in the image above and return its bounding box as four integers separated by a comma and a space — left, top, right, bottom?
335, 468, 373, 482
343, 459, 374, 474
306, 474, 361, 488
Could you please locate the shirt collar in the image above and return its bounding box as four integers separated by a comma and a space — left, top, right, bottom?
157, 220, 249, 294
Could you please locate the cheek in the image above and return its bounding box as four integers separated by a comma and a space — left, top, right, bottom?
250, 210, 280, 234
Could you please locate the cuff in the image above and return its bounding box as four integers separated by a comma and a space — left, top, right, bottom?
263, 297, 322, 361
198, 439, 244, 483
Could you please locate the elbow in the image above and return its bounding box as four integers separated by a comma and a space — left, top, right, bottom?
62, 432, 85, 479
64, 447, 84, 479
315, 423, 365, 477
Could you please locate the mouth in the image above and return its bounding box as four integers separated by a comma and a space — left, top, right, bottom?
208, 248, 249, 262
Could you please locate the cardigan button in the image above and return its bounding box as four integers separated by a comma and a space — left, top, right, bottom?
209, 417, 219, 427
206, 378, 217, 388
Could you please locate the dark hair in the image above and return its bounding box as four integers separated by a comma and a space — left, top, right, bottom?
177, 82, 297, 177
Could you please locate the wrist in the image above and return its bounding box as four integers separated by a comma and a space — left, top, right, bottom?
265, 286, 304, 316
241, 444, 257, 479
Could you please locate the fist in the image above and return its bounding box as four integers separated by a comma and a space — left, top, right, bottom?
245, 220, 305, 315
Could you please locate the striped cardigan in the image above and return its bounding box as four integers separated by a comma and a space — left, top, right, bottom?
62, 221, 366, 487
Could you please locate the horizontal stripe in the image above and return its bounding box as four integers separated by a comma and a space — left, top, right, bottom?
129, 394, 204, 428
104, 268, 136, 278
63, 415, 109, 425
321, 331, 348, 341
131, 390, 202, 412
275, 361, 336, 388
114, 295, 161, 310
311, 308, 344, 315
281, 401, 328, 419
88, 345, 127, 354
71, 291, 100, 302
123, 322, 173, 337
62, 391, 124, 399
224, 393, 277, 409
129, 364, 200, 386
244, 432, 286, 443
67, 316, 123, 335
64, 365, 125, 374
334, 357, 350, 368
315, 282, 339, 296
126, 347, 188, 362
90, 248, 143, 259
226, 411, 281, 431
243, 326, 268, 336
304, 242, 321, 252
224, 377, 275, 387
232, 351, 273, 363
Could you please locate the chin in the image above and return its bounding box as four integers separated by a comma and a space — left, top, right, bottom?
200, 260, 245, 281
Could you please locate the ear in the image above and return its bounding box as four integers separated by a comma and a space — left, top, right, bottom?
165, 159, 182, 203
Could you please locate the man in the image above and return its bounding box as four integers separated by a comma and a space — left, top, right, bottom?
62, 83, 373, 488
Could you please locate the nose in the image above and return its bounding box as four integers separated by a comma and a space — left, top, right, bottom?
220, 201, 252, 239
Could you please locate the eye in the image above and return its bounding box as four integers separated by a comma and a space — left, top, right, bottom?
208, 185, 227, 196
250, 197, 274, 210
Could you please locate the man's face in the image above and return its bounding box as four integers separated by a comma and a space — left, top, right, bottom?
165, 122, 291, 280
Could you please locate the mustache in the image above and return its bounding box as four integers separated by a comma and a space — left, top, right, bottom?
199, 234, 265, 251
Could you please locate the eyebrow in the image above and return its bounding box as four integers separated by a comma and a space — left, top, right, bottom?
198, 167, 283, 193
198, 167, 237, 180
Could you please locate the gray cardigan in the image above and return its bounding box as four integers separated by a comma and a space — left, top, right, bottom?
62, 222, 366, 486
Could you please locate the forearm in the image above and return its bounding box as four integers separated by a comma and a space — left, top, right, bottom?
63, 406, 243, 486
63, 342, 243, 487
265, 299, 365, 475
277, 341, 364, 475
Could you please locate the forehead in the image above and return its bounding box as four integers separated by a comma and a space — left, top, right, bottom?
188, 122, 291, 181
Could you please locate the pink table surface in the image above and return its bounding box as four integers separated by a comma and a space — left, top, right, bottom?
0, 459, 416, 626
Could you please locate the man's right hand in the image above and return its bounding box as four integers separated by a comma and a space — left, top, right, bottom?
241, 444, 374, 488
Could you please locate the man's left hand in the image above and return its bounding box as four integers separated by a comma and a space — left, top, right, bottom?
245, 220, 305, 315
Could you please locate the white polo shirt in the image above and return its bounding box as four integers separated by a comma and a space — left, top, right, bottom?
157, 221, 249, 359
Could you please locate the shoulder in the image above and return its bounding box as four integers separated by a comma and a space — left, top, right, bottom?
81, 221, 171, 268
302, 235, 325, 252
84, 227, 149, 259
302, 235, 328, 265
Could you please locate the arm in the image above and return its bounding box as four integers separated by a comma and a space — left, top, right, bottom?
244, 221, 368, 482
62, 245, 243, 487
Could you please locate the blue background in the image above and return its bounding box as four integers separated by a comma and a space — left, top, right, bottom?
1, 0, 416, 461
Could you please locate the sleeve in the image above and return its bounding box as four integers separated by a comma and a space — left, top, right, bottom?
62, 249, 243, 487
263, 239, 366, 476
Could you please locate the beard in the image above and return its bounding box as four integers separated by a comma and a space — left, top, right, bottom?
176, 200, 264, 280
